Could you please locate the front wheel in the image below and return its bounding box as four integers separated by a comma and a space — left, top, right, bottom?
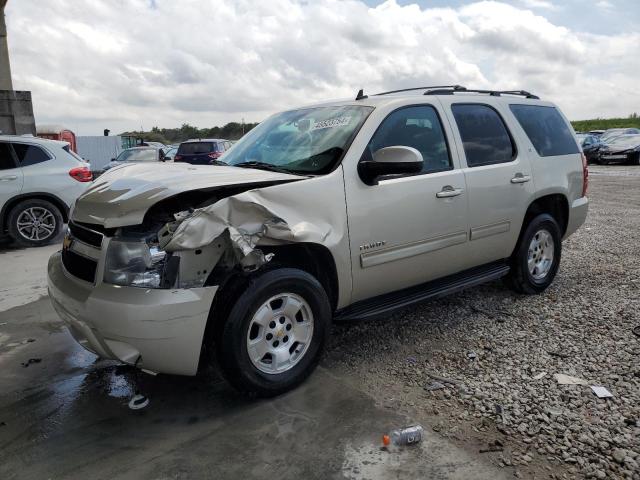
216, 268, 331, 397
505, 213, 562, 294
7, 199, 63, 247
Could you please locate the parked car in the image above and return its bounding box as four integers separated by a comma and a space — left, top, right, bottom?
597, 134, 640, 165
0, 135, 92, 246
600, 128, 640, 143
162, 145, 178, 161
100, 146, 167, 174
576, 133, 602, 164
174, 139, 233, 165
48, 86, 588, 396
140, 141, 166, 149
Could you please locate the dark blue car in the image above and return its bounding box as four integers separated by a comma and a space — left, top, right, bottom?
174, 139, 232, 165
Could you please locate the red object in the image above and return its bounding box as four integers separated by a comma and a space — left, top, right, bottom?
69, 166, 93, 182
382, 435, 390, 446
37, 127, 77, 153
208, 151, 223, 164
581, 152, 588, 197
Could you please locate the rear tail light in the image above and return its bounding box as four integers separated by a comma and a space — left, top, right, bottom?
69, 166, 93, 182
581, 153, 588, 197
174, 154, 183, 162
208, 151, 222, 164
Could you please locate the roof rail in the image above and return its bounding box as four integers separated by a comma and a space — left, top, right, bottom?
424, 88, 539, 99
373, 85, 467, 96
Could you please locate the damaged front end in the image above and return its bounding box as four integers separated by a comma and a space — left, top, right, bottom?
101, 188, 291, 291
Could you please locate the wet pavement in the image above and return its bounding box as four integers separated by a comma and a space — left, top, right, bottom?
0, 246, 506, 480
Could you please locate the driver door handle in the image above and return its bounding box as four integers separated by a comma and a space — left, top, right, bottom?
0, 175, 18, 181
511, 174, 531, 184
436, 186, 463, 198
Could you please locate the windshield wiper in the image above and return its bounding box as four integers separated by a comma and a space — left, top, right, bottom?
232, 161, 297, 174
209, 159, 229, 166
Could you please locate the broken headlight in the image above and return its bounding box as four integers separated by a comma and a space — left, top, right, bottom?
103, 238, 167, 288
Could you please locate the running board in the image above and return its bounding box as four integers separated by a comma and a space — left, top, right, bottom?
334, 261, 510, 321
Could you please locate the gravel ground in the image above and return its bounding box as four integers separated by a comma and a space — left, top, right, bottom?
326, 165, 640, 479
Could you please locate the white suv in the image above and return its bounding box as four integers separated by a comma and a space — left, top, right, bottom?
47, 86, 588, 396
0, 136, 92, 246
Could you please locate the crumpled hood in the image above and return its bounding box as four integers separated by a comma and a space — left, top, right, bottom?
72, 162, 303, 228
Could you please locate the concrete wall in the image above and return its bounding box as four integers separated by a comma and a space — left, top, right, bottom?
0, 90, 36, 135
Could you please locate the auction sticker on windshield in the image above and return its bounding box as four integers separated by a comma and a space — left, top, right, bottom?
312, 116, 351, 130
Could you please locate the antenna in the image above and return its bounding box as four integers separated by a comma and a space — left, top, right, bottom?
355, 89, 368, 101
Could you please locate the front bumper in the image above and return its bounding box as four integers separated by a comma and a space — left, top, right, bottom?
47, 251, 217, 376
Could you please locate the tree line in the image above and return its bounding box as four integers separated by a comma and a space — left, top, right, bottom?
119, 121, 260, 145
571, 113, 639, 132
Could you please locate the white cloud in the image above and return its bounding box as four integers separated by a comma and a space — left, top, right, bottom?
5, 0, 640, 134
518, 0, 559, 10
596, 0, 614, 9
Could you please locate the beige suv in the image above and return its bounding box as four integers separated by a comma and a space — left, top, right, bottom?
47, 86, 588, 396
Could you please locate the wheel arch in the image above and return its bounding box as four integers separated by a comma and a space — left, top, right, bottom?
512, 193, 569, 256
197, 242, 339, 373
1, 192, 70, 234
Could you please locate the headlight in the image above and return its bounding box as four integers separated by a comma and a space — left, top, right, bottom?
104, 238, 167, 288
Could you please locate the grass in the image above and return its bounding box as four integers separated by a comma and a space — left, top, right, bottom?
571, 115, 640, 132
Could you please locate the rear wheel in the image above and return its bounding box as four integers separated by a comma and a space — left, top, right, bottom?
215, 268, 331, 397
7, 199, 63, 247
505, 213, 561, 294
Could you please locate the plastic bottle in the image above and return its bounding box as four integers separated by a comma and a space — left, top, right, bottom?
383, 425, 424, 446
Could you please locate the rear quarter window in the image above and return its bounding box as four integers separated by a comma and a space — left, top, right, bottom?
178, 142, 214, 154
509, 105, 579, 157
12, 143, 52, 166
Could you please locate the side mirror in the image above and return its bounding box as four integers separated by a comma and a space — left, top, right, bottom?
358, 146, 423, 186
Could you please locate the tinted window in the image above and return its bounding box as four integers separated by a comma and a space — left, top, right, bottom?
509, 105, 579, 157
12, 143, 51, 166
367, 105, 451, 175
178, 142, 214, 155
0, 142, 16, 170
451, 104, 515, 167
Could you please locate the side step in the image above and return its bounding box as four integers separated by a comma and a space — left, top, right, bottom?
334, 261, 510, 321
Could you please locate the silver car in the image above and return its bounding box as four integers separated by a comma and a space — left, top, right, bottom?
47, 86, 588, 396
1, 135, 92, 246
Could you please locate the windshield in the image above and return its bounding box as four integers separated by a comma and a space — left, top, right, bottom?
223, 105, 374, 174
608, 134, 640, 146
116, 148, 158, 162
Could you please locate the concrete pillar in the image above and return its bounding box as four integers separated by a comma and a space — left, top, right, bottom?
0, 0, 12, 91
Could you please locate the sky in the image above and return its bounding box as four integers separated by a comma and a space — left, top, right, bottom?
5, 0, 640, 135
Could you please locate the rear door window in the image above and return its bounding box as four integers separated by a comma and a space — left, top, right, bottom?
178, 142, 214, 155
509, 105, 579, 157
451, 104, 515, 167
0, 142, 17, 170
11, 143, 52, 166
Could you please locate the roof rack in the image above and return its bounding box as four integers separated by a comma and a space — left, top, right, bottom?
373, 85, 467, 96
424, 87, 539, 99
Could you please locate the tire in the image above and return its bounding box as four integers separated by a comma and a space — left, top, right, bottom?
505, 213, 561, 295
7, 199, 63, 247
215, 268, 331, 397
